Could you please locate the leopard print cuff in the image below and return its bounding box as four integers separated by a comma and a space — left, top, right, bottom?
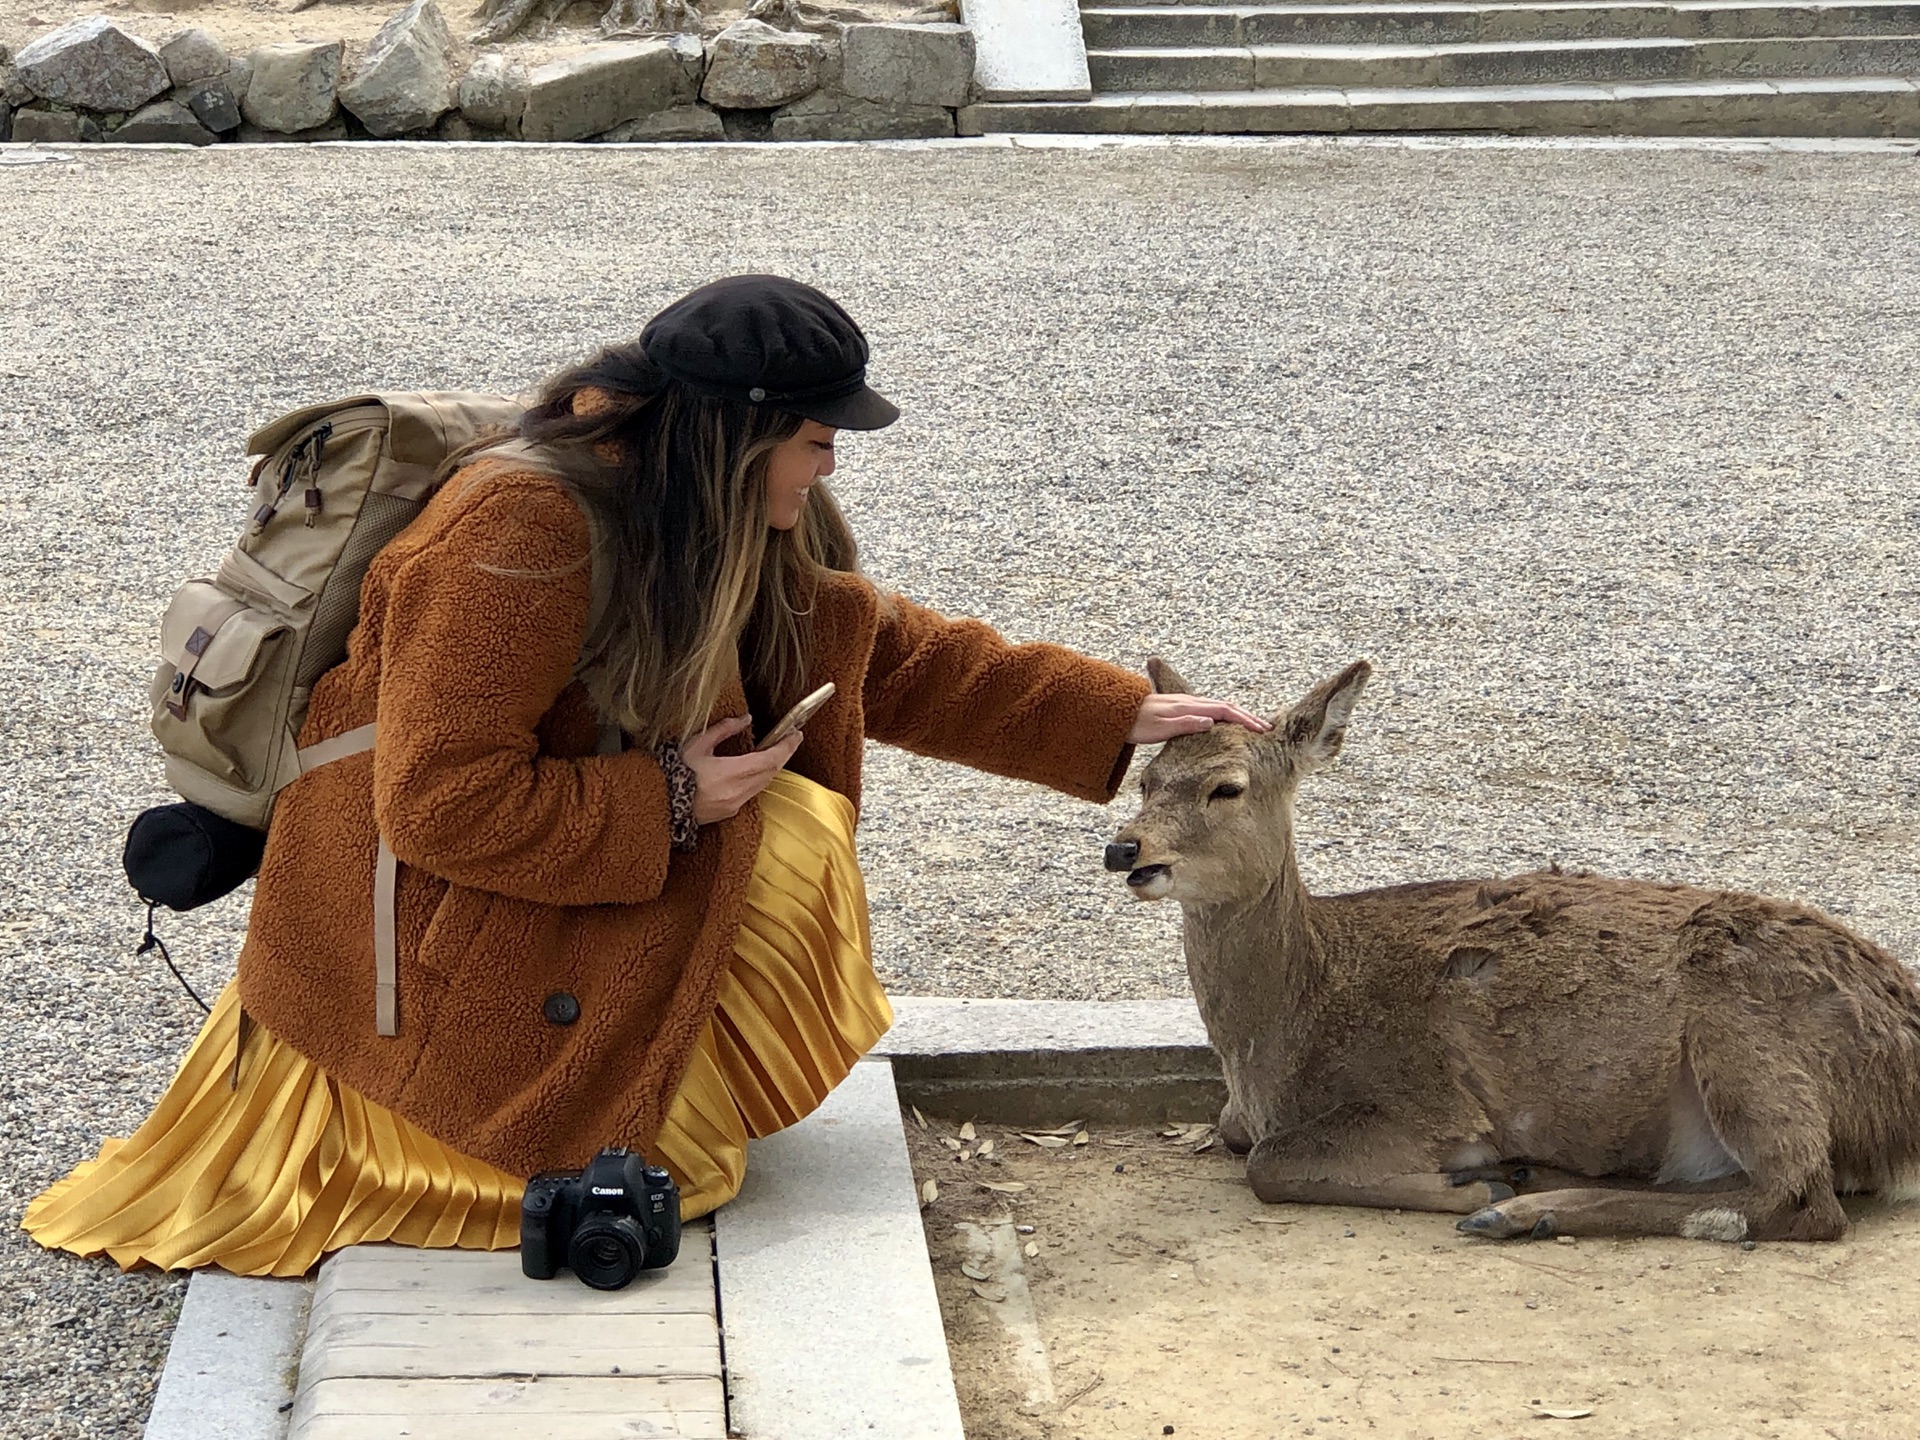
655, 741, 699, 853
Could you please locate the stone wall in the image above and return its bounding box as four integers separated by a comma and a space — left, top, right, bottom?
0, 7, 977, 144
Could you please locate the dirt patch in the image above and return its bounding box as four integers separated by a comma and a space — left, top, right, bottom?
0, 0, 932, 66
908, 1116, 1920, 1440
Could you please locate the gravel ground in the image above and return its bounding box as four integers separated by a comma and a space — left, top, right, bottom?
1, 136, 1916, 1436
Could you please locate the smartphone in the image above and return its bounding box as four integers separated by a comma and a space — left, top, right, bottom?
754, 682, 836, 752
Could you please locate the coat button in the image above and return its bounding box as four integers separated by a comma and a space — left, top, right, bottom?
542, 992, 580, 1026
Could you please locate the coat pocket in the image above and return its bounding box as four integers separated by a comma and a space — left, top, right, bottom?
150, 580, 295, 792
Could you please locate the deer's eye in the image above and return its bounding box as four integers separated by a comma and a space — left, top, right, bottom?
1208, 783, 1244, 802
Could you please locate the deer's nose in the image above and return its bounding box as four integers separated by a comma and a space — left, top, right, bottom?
1104, 840, 1140, 872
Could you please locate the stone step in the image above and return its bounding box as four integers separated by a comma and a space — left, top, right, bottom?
1081, 1, 1920, 45
1089, 33, 1920, 85
959, 74, 1920, 132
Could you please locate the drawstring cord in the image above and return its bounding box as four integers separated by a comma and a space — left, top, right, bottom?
139, 900, 211, 1015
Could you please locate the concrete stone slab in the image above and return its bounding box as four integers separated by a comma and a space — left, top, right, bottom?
1090, 45, 1259, 92
1081, 6, 1246, 48
714, 1058, 964, 1440
958, 96, 1138, 134
879, 995, 1225, 1124
1253, 41, 1447, 87
960, 0, 1094, 101
143, 1270, 310, 1440
1243, 6, 1488, 46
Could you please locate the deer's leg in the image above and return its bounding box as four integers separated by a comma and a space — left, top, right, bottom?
1457, 1186, 1773, 1241
1248, 1142, 1516, 1214
1680, 1023, 1849, 1240
1446, 1164, 1746, 1196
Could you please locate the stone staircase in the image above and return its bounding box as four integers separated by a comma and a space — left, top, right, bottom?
957, 0, 1920, 135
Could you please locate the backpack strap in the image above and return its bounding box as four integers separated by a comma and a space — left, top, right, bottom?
297, 709, 621, 1040
290, 446, 624, 1041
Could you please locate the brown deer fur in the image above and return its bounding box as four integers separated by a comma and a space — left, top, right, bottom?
1107, 658, 1920, 1243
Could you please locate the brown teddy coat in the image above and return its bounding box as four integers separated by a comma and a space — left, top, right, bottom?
237, 463, 1150, 1179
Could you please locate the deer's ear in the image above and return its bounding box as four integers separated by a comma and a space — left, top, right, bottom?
1278, 660, 1373, 770
1146, 656, 1194, 695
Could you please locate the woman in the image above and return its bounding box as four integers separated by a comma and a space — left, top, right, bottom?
27, 276, 1266, 1277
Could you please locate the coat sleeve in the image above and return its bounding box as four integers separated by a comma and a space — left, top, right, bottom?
862, 590, 1151, 803
371, 474, 676, 907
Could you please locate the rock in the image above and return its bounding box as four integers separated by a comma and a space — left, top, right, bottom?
768, 88, 953, 139
15, 16, 171, 114
520, 40, 695, 143
339, 0, 457, 138
434, 110, 474, 140
11, 106, 103, 142
179, 78, 241, 133
112, 96, 216, 144
840, 22, 972, 108
700, 18, 822, 110
241, 40, 341, 135
667, 31, 705, 87
3, 50, 34, 107
236, 115, 349, 143
597, 102, 725, 141
456, 52, 527, 134
159, 28, 226, 89
227, 55, 253, 108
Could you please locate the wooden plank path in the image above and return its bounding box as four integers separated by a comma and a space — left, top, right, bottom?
288, 1221, 724, 1439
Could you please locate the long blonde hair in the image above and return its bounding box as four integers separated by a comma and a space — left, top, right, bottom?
511, 343, 858, 748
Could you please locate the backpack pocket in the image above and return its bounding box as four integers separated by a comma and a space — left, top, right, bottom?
151, 581, 296, 791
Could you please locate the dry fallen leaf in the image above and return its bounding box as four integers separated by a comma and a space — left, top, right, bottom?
1532, 1408, 1594, 1420
1247, 1216, 1297, 1226
957, 1148, 973, 1162
911, 1106, 928, 1130
1020, 1133, 1071, 1149
1024, 1241, 1039, 1258
959, 1121, 976, 1142
977, 1138, 996, 1157
1032, 1120, 1085, 1136
941, 1136, 963, 1151
970, 1281, 1007, 1303
979, 1180, 1029, 1194
961, 1261, 992, 1281
920, 1179, 938, 1207
1072, 1131, 1090, 1146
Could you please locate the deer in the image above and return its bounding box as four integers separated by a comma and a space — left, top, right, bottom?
1105, 657, 1920, 1243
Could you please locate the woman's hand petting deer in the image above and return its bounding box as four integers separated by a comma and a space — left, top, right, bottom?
1108, 657, 1920, 1245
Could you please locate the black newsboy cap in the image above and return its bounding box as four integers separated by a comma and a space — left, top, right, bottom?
640, 275, 899, 431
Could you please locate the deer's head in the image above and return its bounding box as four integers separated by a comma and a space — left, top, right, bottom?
1105, 658, 1373, 906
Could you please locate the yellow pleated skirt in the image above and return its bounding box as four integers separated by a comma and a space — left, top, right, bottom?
24, 770, 891, 1278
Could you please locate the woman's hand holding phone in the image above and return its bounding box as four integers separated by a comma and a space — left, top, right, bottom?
683, 718, 802, 826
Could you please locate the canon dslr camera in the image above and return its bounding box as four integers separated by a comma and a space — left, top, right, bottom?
521, 1147, 682, 1290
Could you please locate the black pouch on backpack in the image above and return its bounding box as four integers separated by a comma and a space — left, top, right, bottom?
124, 802, 268, 912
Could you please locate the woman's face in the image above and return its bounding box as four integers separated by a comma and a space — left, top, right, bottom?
764, 420, 838, 530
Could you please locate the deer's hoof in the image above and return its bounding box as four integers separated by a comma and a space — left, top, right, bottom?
1529, 1215, 1558, 1241
1486, 1181, 1517, 1204
1457, 1205, 1526, 1240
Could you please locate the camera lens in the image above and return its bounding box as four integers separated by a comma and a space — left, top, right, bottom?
567, 1214, 646, 1291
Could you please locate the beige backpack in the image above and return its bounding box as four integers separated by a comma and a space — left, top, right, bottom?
133, 393, 616, 1036
150, 392, 534, 828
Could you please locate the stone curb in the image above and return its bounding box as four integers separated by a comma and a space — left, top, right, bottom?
879, 995, 1227, 1126
143, 1270, 309, 1440
7, 133, 1918, 160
